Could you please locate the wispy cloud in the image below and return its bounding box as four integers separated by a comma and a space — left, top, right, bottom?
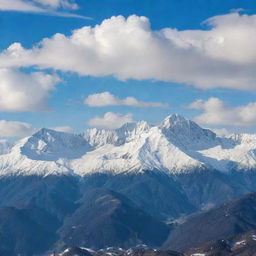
0, 0, 91, 19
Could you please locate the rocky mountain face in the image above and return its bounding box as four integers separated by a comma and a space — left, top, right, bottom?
57, 188, 170, 250
164, 193, 256, 251
56, 246, 184, 256
0, 114, 256, 255
56, 231, 256, 256
185, 230, 256, 256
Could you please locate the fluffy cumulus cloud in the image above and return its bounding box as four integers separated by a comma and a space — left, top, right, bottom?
88, 112, 133, 129
84, 92, 168, 107
189, 98, 256, 127
0, 0, 87, 19
0, 68, 59, 112
1, 13, 256, 90
0, 120, 36, 137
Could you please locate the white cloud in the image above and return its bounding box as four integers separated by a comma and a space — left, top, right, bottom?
1, 13, 256, 90
33, 0, 78, 10
0, 68, 59, 112
0, 0, 88, 19
189, 98, 256, 126
0, 120, 36, 137
210, 128, 231, 137
51, 126, 74, 133
84, 92, 168, 108
88, 112, 133, 129
0, 0, 42, 12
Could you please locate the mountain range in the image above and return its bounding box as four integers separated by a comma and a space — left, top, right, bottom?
0, 114, 256, 255
1, 114, 256, 177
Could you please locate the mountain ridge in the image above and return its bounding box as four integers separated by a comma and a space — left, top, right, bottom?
0, 114, 255, 177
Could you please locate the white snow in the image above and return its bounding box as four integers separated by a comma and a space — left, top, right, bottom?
0, 114, 255, 177
235, 240, 246, 246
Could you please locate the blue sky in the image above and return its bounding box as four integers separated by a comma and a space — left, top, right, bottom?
0, 0, 256, 137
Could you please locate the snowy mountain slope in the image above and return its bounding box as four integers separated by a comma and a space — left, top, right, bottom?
197, 133, 256, 171
161, 114, 218, 151
20, 128, 92, 161
0, 114, 255, 177
0, 129, 91, 176
71, 125, 203, 175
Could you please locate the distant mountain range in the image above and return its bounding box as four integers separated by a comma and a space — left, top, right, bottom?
1, 114, 256, 177
0, 114, 256, 255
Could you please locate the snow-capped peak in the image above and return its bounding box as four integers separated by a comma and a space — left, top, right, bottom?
161, 114, 217, 150
84, 121, 150, 148
161, 114, 188, 129
18, 128, 91, 161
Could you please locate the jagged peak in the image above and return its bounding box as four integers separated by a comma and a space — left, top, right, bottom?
116, 122, 137, 132
30, 128, 87, 144
85, 121, 149, 135
161, 114, 215, 134
18, 128, 91, 161
163, 113, 187, 122
161, 114, 195, 129
84, 121, 151, 148
160, 114, 217, 150
33, 127, 71, 138
117, 120, 150, 134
